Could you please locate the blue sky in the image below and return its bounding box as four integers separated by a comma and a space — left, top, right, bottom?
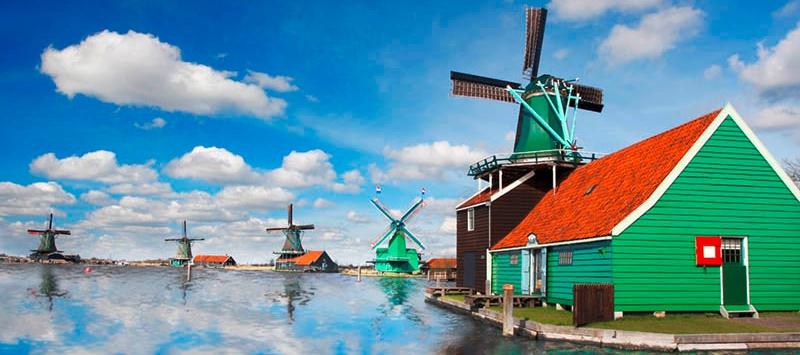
1, 0, 799, 263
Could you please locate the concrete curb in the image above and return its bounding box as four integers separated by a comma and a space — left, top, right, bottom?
424, 293, 800, 352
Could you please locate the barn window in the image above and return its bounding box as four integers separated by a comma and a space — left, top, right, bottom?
559, 249, 573, 265
721, 238, 742, 264
510, 254, 518, 265
467, 208, 475, 231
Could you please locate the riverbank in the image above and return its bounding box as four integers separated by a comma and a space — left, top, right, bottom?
425, 290, 800, 352
340, 267, 424, 278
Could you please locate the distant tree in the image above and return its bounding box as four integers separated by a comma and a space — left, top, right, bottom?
784, 158, 800, 186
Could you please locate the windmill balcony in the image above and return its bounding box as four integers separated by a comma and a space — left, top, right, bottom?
468, 149, 603, 177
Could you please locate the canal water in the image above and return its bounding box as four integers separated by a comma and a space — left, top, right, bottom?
0, 264, 645, 354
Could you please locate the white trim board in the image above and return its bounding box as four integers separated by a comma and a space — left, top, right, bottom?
455, 169, 538, 211
611, 103, 800, 236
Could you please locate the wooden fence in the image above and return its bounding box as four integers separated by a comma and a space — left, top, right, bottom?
572, 283, 614, 326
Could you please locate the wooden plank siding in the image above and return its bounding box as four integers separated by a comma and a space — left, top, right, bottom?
546, 240, 612, 306
612, 117, 800, 312
490, 177, 550, 243
491, 250, 522, 294
456, 205, 489, 289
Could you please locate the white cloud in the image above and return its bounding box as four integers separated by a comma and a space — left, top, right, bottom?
439, 216, 457, 234
751, 103, 800, 131
80, 190, 114, 206
265, 149, 336, 188
703, 64, 722, 79
312, 198, 333, 209
30, 150, 157, 184
305, 94, 319, 103
330, 169, 365, 193
373, 141, 486, 182
599, 6, 704, 65
553, 48, 569, 60
774, 0, 800, 18
134, 117, 166, 130
729, 23, 800, 100
165, 146, 259, 184
549, 0, 662, 21
0, 181, 76, 216
216, 185, 294, 210
345, 211, 370, 224
40, 30, 286, 119
243, 70, 299, 92
106, 182, 173, 196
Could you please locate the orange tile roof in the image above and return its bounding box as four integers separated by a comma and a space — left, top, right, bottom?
492, 109, 721, 250
282, 250, 324, 266
456, 186, 497, 209
427, 258, 456, 269
193, 255, 233, 263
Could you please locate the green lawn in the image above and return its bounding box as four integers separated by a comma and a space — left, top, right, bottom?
488, 306, 573, 326
441, 294, 466, 303
589, 313, 797, 334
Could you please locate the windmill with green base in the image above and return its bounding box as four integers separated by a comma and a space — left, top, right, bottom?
165, 221, 204, 267
369, 194, 426, 273
27, 213, 80, 263
450, 7, 605, 177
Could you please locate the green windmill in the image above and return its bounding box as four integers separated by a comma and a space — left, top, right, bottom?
450, 7, 604, 172
266, 204, 315, 270
27, 213, 76, 262
165, 221, 204, 267
369, 195, 426, 273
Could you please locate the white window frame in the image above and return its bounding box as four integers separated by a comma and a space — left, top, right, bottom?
467, 208, 475, 231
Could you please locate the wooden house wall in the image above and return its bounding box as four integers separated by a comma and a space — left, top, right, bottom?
546, 240, 612, 306
489, 177, 549, 246
613, 117, 800, 312
311, 252, 338, 271
456, 205, 489, 289
491, 250, 522, 294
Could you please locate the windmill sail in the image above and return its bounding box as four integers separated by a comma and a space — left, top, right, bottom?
450, 71, 521, 103
523, 7, 547, 78
569, 82, 604, 112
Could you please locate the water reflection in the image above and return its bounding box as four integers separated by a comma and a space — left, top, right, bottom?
264, 274, 315, 322
375, 277, 421, 325
0, 264, 690, 354
28, 265, 67, 312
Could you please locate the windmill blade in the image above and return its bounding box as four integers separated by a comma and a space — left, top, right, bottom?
399, 198, 424, 223
523, 7, 547, 78
370, 225, 397, 250
296, 224, 315, 230
182, 221, 188, 238
569, 82, 604, 112
164, 238, 182, 241
187, 238, 205, 241
287, 204, 293, 227
370, 198, 396, 222
27, 229, 47, 235
400, 226, 426, 251
266, 227, 289, 232
451, 71, 521, 103
53, 230, 71, 235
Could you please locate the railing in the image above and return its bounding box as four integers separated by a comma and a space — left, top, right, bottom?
467, 149, 603, 177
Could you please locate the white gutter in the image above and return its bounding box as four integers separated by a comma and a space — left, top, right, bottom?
489, 235, 612, 253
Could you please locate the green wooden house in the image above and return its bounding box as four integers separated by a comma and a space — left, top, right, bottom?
487, 104, 800, 318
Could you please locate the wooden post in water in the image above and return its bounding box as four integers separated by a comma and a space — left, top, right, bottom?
502, 284, 514, 336
186, 262, 192, 281
357, 265, 362, 282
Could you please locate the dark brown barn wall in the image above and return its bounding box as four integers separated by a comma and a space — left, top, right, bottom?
456, 205, 489, 289
490, 176, 551, 245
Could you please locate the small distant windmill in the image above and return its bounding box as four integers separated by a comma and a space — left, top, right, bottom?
27, 213, 75, 262
369, 195, 426, 273
266, 204, 315, 270
450, 7, 604, 155
165, 221, 204, 267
